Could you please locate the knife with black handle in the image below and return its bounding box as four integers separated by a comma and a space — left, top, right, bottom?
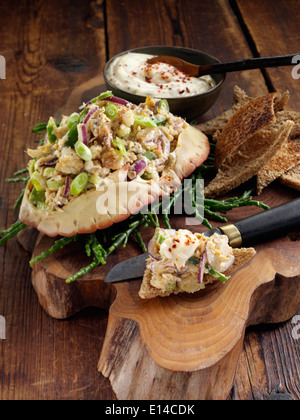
212, 197, 300, 247
105, 198, 300, 283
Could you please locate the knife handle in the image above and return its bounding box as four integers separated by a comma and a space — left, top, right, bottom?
220, 198, 300, 247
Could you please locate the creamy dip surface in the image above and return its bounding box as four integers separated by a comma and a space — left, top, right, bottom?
106, 52, 216, 98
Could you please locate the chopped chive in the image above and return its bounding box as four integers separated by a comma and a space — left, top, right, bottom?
111, 137, 128, 158
158, 99, 170, 113
105, 103, 118, 119
75, 141, 92, 161
205, 264, 230, 283
70, 173, 89, 196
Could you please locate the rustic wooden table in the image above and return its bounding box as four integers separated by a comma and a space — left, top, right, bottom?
0, 0, 299, 400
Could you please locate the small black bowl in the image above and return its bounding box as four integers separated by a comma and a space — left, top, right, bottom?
104, 46, 225, 121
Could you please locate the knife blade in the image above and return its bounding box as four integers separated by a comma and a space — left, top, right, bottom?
104, 197, 300, 283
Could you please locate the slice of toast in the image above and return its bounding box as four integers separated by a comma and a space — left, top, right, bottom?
257, 136, 300, 194
214, 92, 277, 170
139, 247, 256, 299
203, 86, 295, 198
196, 86, 290, 138
280, 163, 300, 191
205, 120, 294, 198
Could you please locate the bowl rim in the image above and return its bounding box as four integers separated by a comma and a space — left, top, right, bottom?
103, 45, 226, 102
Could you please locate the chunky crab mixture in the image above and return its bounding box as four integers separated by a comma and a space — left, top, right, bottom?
26, 92, 187, 211
147, 228, 235, 293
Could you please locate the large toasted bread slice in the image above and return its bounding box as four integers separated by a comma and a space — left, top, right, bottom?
139, 247, 256, 299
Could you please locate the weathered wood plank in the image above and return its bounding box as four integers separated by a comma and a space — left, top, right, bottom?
229, 0, 300, 400
0, 0, 114, 400
236, 0, 300, 110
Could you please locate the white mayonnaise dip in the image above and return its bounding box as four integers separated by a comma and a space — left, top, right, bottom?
106, 53, 216, 98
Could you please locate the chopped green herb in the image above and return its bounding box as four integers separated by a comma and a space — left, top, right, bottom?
30, 171, 46, 192
134, 115, 157, 128
153, 114, 168, 126
29, 187, 46, 205
105, 103, 118, 119
155, 231, 166, 244
91, 91, 113, 104
67, 112, 80, 129
205, 264, 230, 283
112, 137, 128, 157
65, 123, 79, 148
158, 99, 170, 112
70, 172, 89, 196
47, 117, 58, 144
187, 256, 200, 265
75, 141, 92, 161
142, 151, 157, 160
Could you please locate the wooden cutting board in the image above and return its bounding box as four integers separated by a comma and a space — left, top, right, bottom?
21, 187, 300, 401
19, 76, 300, 400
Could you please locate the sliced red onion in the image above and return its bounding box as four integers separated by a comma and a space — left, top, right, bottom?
78, 124, 88, 145
85, 95, 129, 108
163, 262, 177, 269
149, 262, 156, 271
105, 96, 129, 106
84, 106, 99, 124
176, 267, 188, 276
63, 176, 70, 199
39, 157, 58, 168
130, 159, 147, 178
147, 236, 161, 261
197, 249, 207, 284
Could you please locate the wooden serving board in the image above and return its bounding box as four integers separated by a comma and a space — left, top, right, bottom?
19, 76, 300, 400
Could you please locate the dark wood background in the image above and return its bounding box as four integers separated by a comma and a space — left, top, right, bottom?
0, 0, 299, 400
